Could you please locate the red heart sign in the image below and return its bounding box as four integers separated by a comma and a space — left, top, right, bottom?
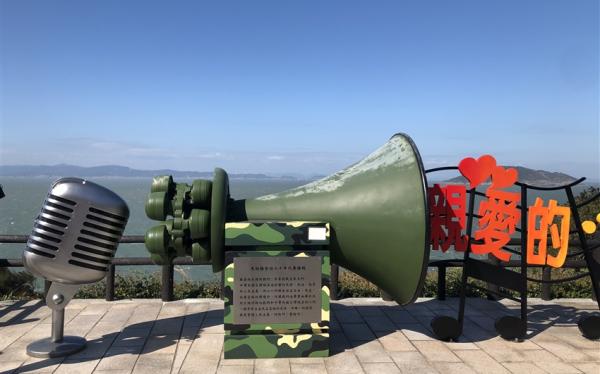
458, 155, 496, 189
491, 166, 518, 189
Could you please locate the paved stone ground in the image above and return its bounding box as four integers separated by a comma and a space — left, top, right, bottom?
0, 298, 598, 373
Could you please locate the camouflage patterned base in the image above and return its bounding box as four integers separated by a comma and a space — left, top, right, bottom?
222, 221, 331, 359
224, 332, 329, 359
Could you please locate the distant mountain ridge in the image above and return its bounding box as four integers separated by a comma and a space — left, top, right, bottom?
445, 166, 577, 186
0, 164, 281, 180
0, 164, 579, 185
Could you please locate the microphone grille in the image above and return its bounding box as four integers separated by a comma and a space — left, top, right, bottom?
68, 206, 127, 272
24, 178, 129, 284
26, 194, 76, 259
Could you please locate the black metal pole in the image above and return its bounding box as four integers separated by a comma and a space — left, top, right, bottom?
220, 270, 225, 300
161, 263, 174, 302
105, 264, 115, 301
520, 185, 528, 326
44, 280, 51, 301
330, 264, 339, 301
566, 187, 600, 309
458, 187, 477, 332
541, 267, 552, 301
437, 265, 446, 301
486, 256, 500, 300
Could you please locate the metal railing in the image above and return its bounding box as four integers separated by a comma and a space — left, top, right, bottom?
1, 235, 596, 302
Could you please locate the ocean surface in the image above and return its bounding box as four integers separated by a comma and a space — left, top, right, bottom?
0, 177, 597, 283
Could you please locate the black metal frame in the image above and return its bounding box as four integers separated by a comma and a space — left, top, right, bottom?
426, 167, 600, 341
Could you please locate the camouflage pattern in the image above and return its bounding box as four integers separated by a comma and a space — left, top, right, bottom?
223, 250, 330, 358
223, 250, 330, 333
224, 332, 329, 359
222, 221, 330, 359
225, 221, 330, 247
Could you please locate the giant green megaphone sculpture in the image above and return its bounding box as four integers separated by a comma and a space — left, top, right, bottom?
144, 133, 429, 305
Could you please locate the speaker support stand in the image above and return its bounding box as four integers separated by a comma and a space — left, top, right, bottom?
566, 187, 600, 340
431, 185, 529, 342
27, 283, 86, 358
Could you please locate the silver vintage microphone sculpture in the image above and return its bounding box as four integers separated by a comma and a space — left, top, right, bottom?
23, 178, 129, 358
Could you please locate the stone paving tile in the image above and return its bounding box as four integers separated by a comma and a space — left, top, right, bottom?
454, 350, 510, 374
113, 327, 152, 347
431, 362, 478, 374
531, 335, 595, 362
549, 331, 600, 350
468, 315, 498, 332
534, 360, 584, 374
53, 358, 100, 374
361, 362, 400, 374
442, 340, 480, 350
329, 319, 341, 332
397, 323, 435, 341
329, 330, 352, 354
290, 363, 327, 374
389, 351, 439, 373
133, 352, 174, 373
475, 337, 527, 362
217, 351, 255, 366
502, 362, 548, 374
289, 357, 324, 364
142, 334, 179, 355
573, 362, 600, 374
335, 309, 363, 324
324, 351, 363, 374
15, 357, 65, 373
170, 341, 191, 374
375, 331, 417, 352
179, 358, 218, 374
517, 348, 562, 363
178, 333, 222, 372
0, 298, 599, 373
95, 345, 142, 372
404, 303, 435, 317
216, 364, 254, 374
582, 349, 600, 361
255, 358, 291, 374
341, 323, 375, 341
351, 340, 392, 363
381, 309, 417, 325
0, 360, 22, 374
362, 315, 396, 333
150, 317, 184, 336
356, 306, 385, 317
199, 319, 224, 335
412, 340, 461, 362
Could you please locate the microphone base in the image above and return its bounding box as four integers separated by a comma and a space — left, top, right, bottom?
26, 336, 86, 358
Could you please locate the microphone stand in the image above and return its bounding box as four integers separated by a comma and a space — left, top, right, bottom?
26, 282, 85, 358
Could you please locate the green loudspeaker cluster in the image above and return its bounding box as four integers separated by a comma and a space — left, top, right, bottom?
144, 133, 430, 305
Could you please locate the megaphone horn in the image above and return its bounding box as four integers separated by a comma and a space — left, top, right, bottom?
145, 133, 430, 305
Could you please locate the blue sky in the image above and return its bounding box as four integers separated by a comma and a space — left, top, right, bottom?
1, 1, 598, 179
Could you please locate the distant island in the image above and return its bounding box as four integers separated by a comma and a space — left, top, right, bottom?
444, 166, 576, 187
0, 164, 301, 180
0, 164, 580, 186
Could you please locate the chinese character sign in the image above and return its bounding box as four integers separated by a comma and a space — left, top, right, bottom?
429, 155, 576, 268
459, 155, 520, 262
527, 198, 571, 268
428, 184, 468, 252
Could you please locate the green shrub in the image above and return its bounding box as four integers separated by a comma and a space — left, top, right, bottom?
0, 269, 39, 300
75, 271, 221, 299
337, 267, 593, 299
